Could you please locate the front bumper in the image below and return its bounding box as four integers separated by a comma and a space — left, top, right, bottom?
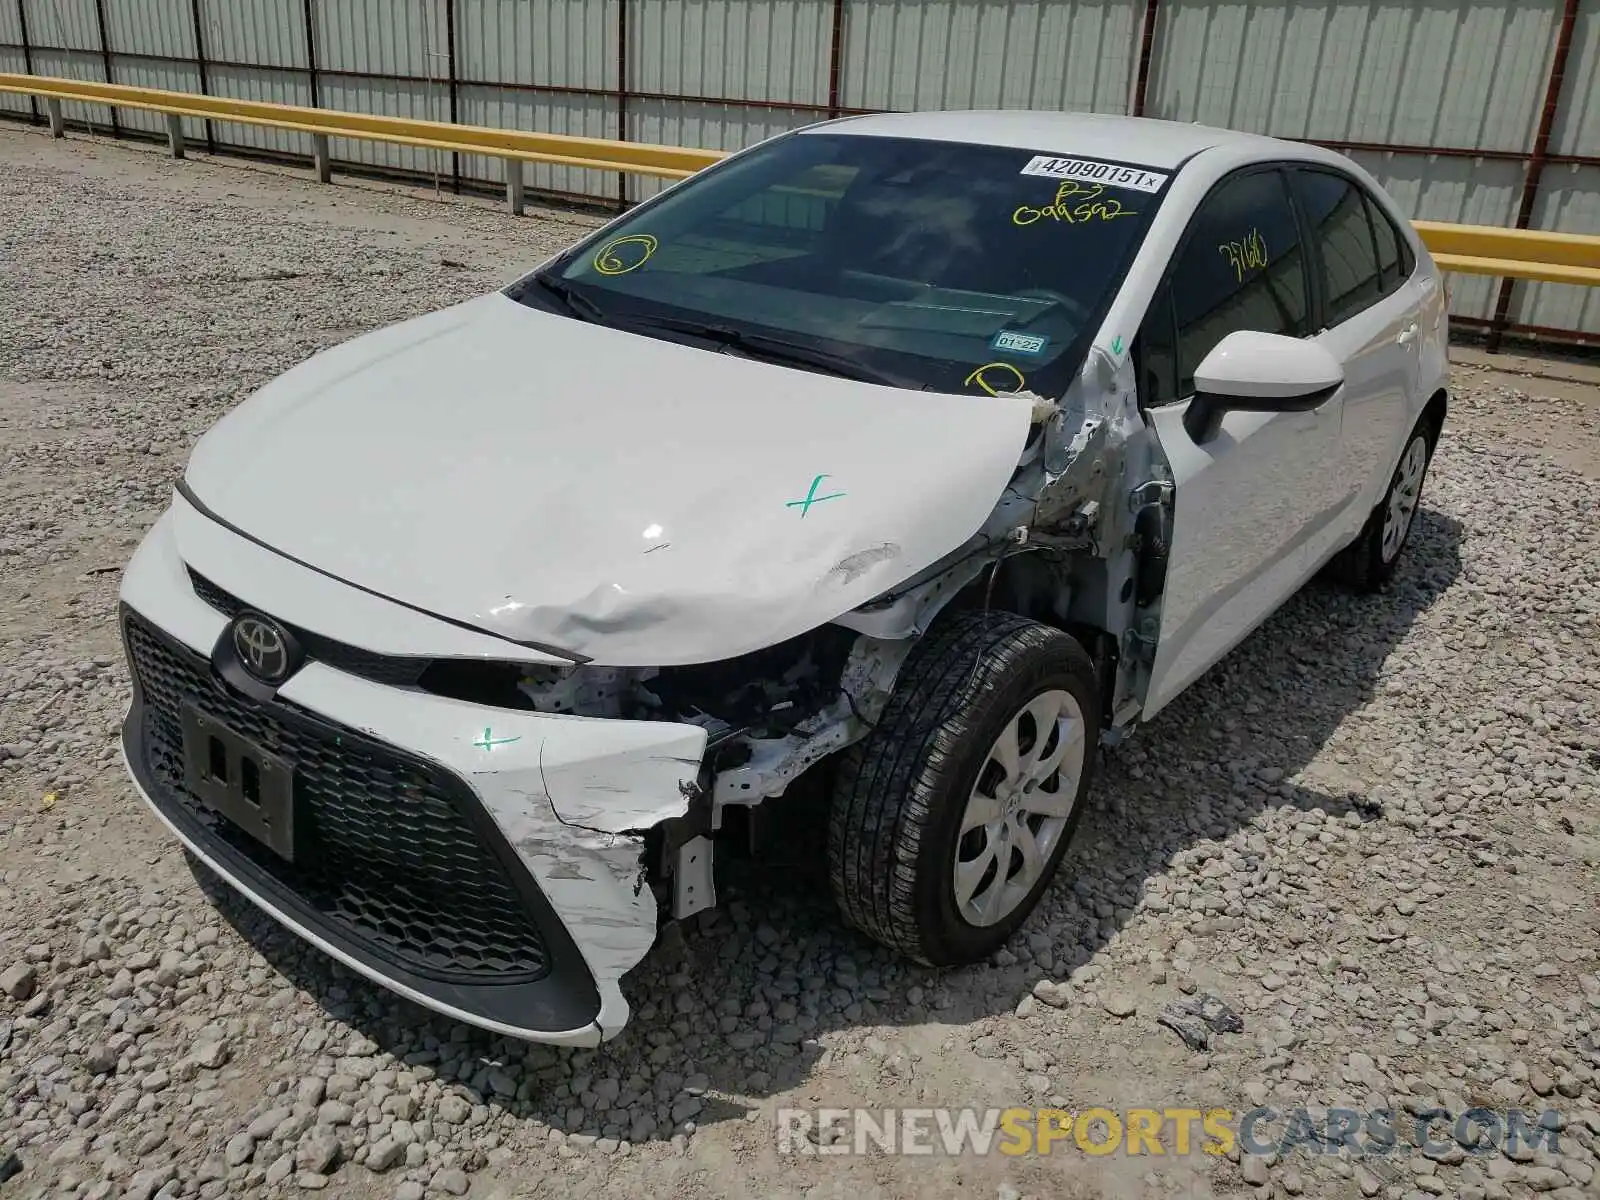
117, 504, 708, 1045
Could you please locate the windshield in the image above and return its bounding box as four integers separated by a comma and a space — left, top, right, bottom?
506, 132, 1171, 397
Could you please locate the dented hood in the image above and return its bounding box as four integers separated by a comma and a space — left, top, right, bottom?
184, 292, 1035, 666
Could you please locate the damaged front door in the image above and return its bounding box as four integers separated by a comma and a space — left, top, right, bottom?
1133, 167, 1342, 719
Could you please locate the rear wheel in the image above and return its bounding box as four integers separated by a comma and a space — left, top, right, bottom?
1330, 421, 1434, 591
827, 611, 1100, 965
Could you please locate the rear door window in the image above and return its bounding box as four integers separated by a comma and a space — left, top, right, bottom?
1291, 169, 1386, 328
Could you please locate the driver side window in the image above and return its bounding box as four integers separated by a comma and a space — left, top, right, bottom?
1136, 168, 1310, 407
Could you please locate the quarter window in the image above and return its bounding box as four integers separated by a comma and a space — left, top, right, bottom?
1365, 192, 1413, 293
1292, 169, 1386, 327
1138, 169, 1309, 405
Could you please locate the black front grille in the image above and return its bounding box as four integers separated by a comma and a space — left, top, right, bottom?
188, 569, 429, 688
124, 612, 550, 983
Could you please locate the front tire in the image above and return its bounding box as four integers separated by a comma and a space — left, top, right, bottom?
827, 612, 1100, 966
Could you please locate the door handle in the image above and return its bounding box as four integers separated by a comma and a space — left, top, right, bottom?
1396, 322, 1419, 346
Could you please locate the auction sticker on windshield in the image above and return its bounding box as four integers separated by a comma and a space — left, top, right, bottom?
1019, 155, 1168, 194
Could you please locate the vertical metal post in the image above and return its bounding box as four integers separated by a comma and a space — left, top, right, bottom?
445, 0, 460, 193
1486, 0, 1580, 353
505, 157, 525, 215
16, 0, 40, 121
312, 132, 331, 182
188, 0, 215, 153
45, 95, 63, 137
165, 112, 185, 157
615, 0, 630, 210
1132, 0, 1160, 117
302, 0, 321, 108
92, 0, 120, 136
826, 0, 845, 119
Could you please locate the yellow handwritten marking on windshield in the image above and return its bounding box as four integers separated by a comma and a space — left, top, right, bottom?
965, 362, 1028, 396
594, 233, 659, 276
1013, 181, 1139, 227
1218, 228, 1268, 281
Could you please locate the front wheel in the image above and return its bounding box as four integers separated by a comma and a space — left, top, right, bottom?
827, 612, 1101, 966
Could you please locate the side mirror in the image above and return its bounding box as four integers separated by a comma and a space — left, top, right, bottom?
1183, 331, 1344, 444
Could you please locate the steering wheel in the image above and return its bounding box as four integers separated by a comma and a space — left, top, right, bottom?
1011, 287, 1092, 328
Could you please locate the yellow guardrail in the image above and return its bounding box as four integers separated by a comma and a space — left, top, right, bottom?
1413, 220, 1600, 288
0, 73, 723, 207
4, 72, 1599, 285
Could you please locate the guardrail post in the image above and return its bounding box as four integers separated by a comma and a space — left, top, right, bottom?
506, 158, 525, 216
165, 113, 185, 158
312, 134, 331, 183
45, 97, 64, 138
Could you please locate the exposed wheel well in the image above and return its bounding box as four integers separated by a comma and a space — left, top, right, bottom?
1422, 388, 1448, 447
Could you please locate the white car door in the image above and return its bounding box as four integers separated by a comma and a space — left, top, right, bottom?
1287, 167, 1425, 561
1133, 167, 1344, 719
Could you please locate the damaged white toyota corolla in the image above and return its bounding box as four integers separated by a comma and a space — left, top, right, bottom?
118, 110, 1448, 1044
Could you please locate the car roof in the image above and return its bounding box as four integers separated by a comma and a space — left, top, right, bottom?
810, 110, 1288, 170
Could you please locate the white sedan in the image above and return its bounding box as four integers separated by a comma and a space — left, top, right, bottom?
117, 110, 1448, 1044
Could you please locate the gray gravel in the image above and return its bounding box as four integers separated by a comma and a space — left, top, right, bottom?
1, 127, 1597, 1200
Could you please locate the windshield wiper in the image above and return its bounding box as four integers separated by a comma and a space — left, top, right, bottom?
619, 313, 928, 390
524, 273, 608, 324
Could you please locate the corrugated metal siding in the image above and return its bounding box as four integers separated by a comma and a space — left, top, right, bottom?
0, 47, 29, 115
1149, 0, 1559, 154
27, 48, 113, 127
457, 85, 615, 200
197, 0, 304, 69
103, 0, 202, 140
110, 56, 204, 139
317, 0, 436, 77
322, 75, 450, 175
1515, 166, 1600, 332
205, 63, 312, 156
0, 4, 27, 116
631, 0, 830, 107
316, 0, 449, 174
22, 0, 99, 50
3, 0, 1596, 336
454, 0, 616, 89
103, 0, 190, 58
1552, 0, 1599, 159
840, 0, 1136, 114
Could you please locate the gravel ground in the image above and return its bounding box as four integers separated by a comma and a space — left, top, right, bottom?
1, 127, 1598, 1200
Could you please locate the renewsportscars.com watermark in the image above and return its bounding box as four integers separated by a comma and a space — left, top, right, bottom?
776, 1106, 1566, 1158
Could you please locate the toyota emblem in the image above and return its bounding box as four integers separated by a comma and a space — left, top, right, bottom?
232, 614, 292, 684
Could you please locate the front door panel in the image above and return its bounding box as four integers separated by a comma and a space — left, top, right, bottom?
1143, 398, 1340, 718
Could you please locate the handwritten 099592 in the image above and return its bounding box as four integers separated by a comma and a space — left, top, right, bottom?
1013, 180, 1139, 228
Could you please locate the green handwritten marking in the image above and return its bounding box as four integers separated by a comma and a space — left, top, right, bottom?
1111, 335, 1124, 355
473, 727, 521, 751
785, 473, 847, 518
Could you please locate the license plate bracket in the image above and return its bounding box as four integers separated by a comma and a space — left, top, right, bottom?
181, 704, 296, 861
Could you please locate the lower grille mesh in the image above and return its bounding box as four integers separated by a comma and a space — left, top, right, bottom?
124, 613, 550, 983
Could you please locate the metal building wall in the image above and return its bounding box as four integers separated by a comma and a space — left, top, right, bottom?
0, 3, 30, 116
1143, 0, 1593, 338
454, 0, 619, 202
3, 0, 1596, 341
